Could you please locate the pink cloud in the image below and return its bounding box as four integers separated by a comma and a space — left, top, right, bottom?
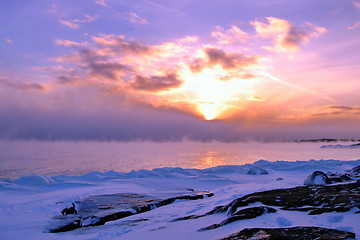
211, 25, 248, 45
59, 19, 80, 29
94, 0, 107, 7
251, 17, 326, 52
348, 21, 360, 30
127, 12, 148, 24
353, 1, 360, 9
58, 14, 98, 29
55, 39, 88, 47
33, 66, 76, 75
5, 38, 12, 44
73, 14, 99, 23
177, 35, 199, 44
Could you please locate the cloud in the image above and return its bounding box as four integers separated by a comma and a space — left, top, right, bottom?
177, 35, 199, 44
5, 38, 12, 44
348, 21, 360, 30
211, 25, 248, 45
330, 105, 360, 111
130, 73, 183, 92
56, 76, 86, 86
251, 17, 326, 52
127, 12, 148, 24
353, 1, 360, 9
92, 34, 152, 55
0, 77, 48, 91
73, 14, 99, 24
94, 0, 107, 7
33, 65, 76, 75
59, 19, 80, 29
205, 47, 257, 69
59, 14, 98, 29
190, 47, 258, 72
310, 105, 360, 118
78, 48, 131, 81
55, 39, 88, 47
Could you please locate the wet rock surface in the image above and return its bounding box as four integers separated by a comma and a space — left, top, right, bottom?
49, 191, 214, 233
219, 226, 356, 240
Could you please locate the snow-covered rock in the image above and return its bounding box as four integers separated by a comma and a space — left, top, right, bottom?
247, 166, 268, 175
303, 171, 329, 185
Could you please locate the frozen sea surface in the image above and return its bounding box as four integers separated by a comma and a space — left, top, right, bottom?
1, 140, 360, 179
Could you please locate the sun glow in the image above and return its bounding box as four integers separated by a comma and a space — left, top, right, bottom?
178, 66, 256, 120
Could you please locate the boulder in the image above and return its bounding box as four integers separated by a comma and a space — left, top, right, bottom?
220, 226, 356, 240
247, 166, 268, 175
304, 171, 329, 185
352, 165, 360, 177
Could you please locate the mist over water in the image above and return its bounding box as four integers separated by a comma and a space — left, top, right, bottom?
0, 140, 359, 179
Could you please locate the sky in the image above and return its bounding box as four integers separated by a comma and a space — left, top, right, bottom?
1, 0, 360, 141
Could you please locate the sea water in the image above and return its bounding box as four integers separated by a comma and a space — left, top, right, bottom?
0, 140, 359, 179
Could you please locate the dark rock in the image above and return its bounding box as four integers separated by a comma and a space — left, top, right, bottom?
172, 215, 203, 221
304, 171, 329, 185
328, 176, 343, 184
352, 165, 360, 176
198, 206, 276, 231
276, 177, 284, 181
340, 173, 353, 181
219, 226, 356, 240
204, 180, 360, 216
247, 166, 268, 175
49, 191, 214, 233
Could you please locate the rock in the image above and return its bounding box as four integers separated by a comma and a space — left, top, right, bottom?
276, 177, 284, 181
340, 173, 353, 181
304, 171, 329, 185
352, 165, 360, 176
328, 176, 343, 184
247, 166, 268, 175
49, 191, 214, 233
203, 180, 360, 216
172, 215, 203, 221
50, 218, 82, 233
198, 206, 276, 231
219, 227, 356, 240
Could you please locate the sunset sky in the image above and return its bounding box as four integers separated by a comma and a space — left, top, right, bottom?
1, 0, 360, 141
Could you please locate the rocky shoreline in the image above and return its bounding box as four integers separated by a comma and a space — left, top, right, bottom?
49, 164, 360, 239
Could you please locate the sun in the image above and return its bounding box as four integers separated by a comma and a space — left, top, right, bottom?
177, 66, 256, 120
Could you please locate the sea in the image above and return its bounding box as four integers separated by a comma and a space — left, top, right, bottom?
0, 140, 359, 179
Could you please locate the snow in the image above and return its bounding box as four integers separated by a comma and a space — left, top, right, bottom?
1, 159, 360, 239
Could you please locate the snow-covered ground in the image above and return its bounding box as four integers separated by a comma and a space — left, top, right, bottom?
1, 159, 360, 240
